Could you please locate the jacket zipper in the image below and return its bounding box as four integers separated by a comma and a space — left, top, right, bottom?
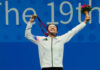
51, 37, 53, 67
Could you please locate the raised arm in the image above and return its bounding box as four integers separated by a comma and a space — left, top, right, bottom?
60, 15, 90, 44
25, 15, 39, 45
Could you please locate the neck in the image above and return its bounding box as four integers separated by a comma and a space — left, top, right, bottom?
48, 34, 56, 37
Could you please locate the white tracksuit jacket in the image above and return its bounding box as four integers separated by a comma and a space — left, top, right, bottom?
25, 22, 86, 68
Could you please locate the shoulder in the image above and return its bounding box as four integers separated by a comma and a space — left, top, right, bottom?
56, 35, 63, 40
36, 36, 46, 41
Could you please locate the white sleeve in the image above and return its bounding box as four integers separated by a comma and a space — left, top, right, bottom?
25, 22, 39, 45
60, 22, 86, 43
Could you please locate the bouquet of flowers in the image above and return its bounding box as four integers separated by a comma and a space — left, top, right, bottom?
81, 5, 92, 15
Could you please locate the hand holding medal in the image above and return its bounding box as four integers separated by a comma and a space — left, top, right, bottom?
30, 15, 38, 23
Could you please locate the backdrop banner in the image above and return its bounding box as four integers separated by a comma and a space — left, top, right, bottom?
0, 0, 100, 70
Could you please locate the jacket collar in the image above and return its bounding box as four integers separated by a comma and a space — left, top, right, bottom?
47, 36, 57, 39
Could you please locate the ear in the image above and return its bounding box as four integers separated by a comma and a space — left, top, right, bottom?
47, 31, 48, 33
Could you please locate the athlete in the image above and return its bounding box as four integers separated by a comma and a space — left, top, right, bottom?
25, 15, 90, 70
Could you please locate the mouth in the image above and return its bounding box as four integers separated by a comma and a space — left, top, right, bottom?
50, 28, 55, 31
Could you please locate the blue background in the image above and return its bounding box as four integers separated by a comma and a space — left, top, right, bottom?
0, 0, 100, 70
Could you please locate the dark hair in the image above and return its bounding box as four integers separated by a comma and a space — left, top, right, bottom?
47, 24, 58, 31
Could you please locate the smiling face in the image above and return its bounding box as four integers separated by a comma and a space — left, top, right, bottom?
47, 24, 58, 36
